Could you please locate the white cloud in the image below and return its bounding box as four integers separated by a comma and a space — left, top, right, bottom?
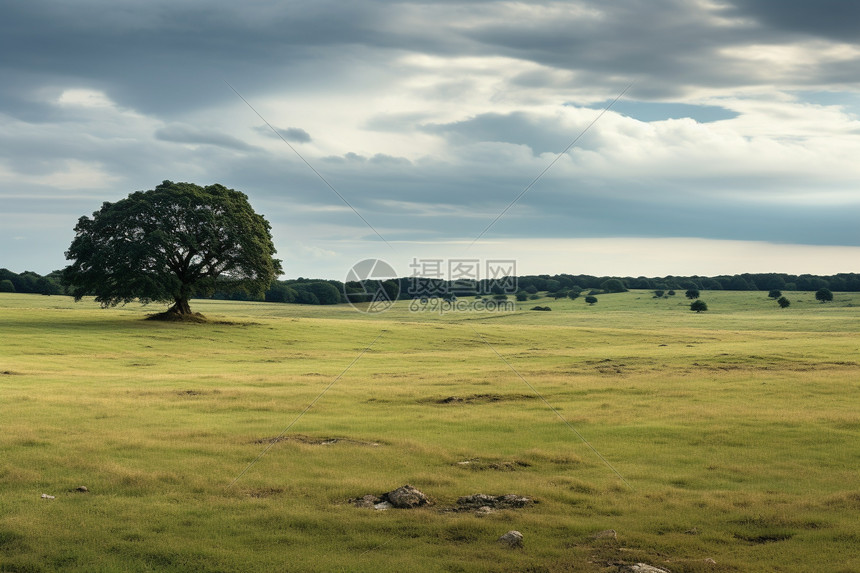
0, 159, 120, 190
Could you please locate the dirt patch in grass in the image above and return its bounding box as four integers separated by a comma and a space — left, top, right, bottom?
440, 493, 537, 514
175, 389, 220, 397
730, 516, 799, 544
252, 434, 382, 447
425, 393, 536, 405
1, 370, 22, 375
454, 458, 531, 471
246, 487, 284, 498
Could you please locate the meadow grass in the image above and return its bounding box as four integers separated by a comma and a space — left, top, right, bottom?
1, 291, 858, 572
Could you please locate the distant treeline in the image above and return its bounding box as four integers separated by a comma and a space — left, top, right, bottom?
255, 272, 860, 305
0, 269, 64, 295
3, 268, 859, 304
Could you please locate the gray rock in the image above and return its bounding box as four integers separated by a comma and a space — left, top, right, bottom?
352, 494, 381, 508
497, 530, 523, 548
385, 485, 430, 509
75, 486, 89, 493
621, 564, 670, 573
475, 506, 494, 517
457, 493, 533, 510
373, 501, 394, 511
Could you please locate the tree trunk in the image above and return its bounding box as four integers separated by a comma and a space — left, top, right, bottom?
168, 297, 193, 315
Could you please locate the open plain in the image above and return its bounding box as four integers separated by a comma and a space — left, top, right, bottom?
1, 291, 858, 572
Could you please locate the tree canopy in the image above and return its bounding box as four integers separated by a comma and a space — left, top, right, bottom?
63, 181, 282, 316
815, 288, 833, 303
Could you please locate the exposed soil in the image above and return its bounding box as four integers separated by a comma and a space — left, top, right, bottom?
454, 458, 531, 471
451, 493, 536, 511
146, 311, 208, 323
253, 434, 382, 447
428, 393, 536, 405
246, 487, 284, 499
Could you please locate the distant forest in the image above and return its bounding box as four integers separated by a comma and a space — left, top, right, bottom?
3, 268, 859, 305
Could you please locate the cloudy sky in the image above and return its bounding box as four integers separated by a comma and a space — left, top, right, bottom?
2, 0, 859, 280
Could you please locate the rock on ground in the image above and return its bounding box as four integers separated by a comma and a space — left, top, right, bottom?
590, 529, 617, 539
386, 484, 431, 508
352, 494, 381, 508
497, 530, 524, 548
620, 564, 670, 573
351, 485, 432, 509
457, 493, 533, 510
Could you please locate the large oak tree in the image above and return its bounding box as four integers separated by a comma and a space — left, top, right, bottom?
64, 181, 282, 316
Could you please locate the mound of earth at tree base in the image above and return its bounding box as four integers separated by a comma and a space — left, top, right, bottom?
145, 311, 208, 323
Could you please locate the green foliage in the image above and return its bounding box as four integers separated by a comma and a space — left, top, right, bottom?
667, 290, 676, 296
690, 299, 708, 312
567, 290, 580, 300
515, 292, 528, 301
585, 295, 598, 305
265, 282, 298, 303
290, 281, 342, 305
816, 288, 833, 303
600, 278, 627, 293
0, 279, 14, 293
768, 289, 782, 299
777, 296, 791, 308
685, 289, 700, 299
63, 181, 281, 314
653, 289, 665, 298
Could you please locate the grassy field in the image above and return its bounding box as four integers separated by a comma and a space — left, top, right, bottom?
1, 290, 859, 572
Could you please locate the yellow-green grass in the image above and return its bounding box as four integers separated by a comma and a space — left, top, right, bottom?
1, 291, 859, 572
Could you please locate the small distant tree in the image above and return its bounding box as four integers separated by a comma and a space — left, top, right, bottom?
516, 292, 528, 302
685, 289, 700, 300
777, 297, 790, 308
667, 290, 676, 296
815, 288, 833, 303
0, 279, 14, 293
653, 290, 665, 298
690, 300, 708, 313
585, 295, 598, 305
768, 289, 782, 299
551, 290, 568, 299
567, 290, 580, 300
